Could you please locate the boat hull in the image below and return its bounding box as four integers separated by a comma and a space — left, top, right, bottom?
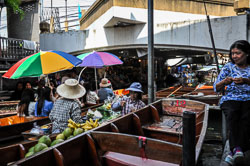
2, 99, 208, 166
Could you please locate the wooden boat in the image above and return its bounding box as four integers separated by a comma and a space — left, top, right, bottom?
144, 86, 195, 100
144, 85, 220, 106
0, 101, 102, 143
0, 115, 50, 143
181, 89, 221, 105
0, 100, 19, 118
7, 98, 208, 166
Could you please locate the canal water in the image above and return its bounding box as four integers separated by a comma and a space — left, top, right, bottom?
197, 109, 223, 166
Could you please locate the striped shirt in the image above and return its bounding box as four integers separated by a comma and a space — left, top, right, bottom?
112, 96, 146, 115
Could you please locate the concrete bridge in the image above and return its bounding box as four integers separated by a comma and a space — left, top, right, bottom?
41, 11, 249, 59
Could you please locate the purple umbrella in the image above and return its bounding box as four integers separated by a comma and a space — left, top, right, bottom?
77, 51, 123, 67
77, 51, 123, 89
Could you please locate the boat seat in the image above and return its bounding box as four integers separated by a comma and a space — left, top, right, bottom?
103, 151, 178, 166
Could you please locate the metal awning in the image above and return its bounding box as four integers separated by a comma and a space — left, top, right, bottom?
197, 66, 217, 72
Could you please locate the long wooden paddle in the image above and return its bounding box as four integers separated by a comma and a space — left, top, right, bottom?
166, 86, 183, 98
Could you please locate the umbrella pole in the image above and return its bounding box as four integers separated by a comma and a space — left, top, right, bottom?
78, 67, 87, 83
47, 75, 51, 87
95, 67, 98, 91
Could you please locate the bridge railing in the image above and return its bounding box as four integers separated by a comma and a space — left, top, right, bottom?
0, 37, 39, 60
0, 37, 40, 70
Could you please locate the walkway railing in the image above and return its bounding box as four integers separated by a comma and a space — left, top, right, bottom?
0, 37, 39, 69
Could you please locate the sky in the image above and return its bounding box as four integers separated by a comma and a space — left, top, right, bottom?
0, 0, 96, 37
42, 0, 95, 30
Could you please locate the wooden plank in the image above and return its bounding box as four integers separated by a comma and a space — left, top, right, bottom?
0, 138, 43, 165
86, 134, 101, 166
162, 98, 207, 116
91, 131, 182, 164
14, 148, 57, 166
0, 144, 20, 165
19, 144, 26, 159
0, 115, 48, 127
150, 105, 160, 122
132, 113, 144, 136
55, 134, 89, 166
110, 123, 119, 133
104, 151, 179, 166
53, 148, 65, 166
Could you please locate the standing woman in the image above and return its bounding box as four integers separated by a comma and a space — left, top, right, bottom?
214, 40, 250, 165
49, 79, 86, 133
112, 82, 146, 116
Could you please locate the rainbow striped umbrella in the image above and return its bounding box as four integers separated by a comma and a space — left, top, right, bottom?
3, 51, 81, 79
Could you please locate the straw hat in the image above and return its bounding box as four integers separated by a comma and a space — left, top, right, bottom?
126, 82, 143, 93
99, 78, 111, 88
57, 79, 86, 99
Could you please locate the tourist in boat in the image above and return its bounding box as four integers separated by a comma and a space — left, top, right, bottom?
97, 78, 114, 103
33, 86, 53, 117
112, 82, 146, 115
17, 88, 35, 116
49, 79, 86, 134
11, 82, 24, 100
214, 40, 250, 165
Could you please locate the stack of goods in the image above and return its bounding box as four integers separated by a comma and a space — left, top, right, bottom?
86, 103, 121, 123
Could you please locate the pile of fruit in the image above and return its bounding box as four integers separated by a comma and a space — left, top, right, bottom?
25, 118, 99, 158
67, 118, 99, 131
25, 135, 52, 158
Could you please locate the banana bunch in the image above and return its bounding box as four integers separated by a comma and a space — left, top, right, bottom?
80, 118, 99, 131
67, 118, 99, 131
68, 119, 81, 129
106, 103, 111, 110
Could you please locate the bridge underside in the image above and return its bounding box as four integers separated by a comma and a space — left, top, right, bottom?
72, 44, 228, 60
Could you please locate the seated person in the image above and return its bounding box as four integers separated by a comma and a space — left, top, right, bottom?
98, 78, 114, 103
25, 81, 34, 90
112, 82, 146, 116
49, 79, 86, 133
85, 82, 99, 106
17, 88, 35, 116
11, 82, 24, 100
34, 86, 54, 117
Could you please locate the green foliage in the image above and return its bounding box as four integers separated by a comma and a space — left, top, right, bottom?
5, 0, 24, 20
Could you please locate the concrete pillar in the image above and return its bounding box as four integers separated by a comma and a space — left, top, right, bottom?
7, 0, 40, 42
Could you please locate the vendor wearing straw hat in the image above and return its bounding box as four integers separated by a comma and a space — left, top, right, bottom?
98, 78, 114, 103
112, 82, 146, 116
49, 79, 86, 133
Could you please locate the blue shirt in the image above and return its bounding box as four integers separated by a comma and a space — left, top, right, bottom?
98, 88, 114, 102
213, 62, 250, 105
35, 100, 53, 117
